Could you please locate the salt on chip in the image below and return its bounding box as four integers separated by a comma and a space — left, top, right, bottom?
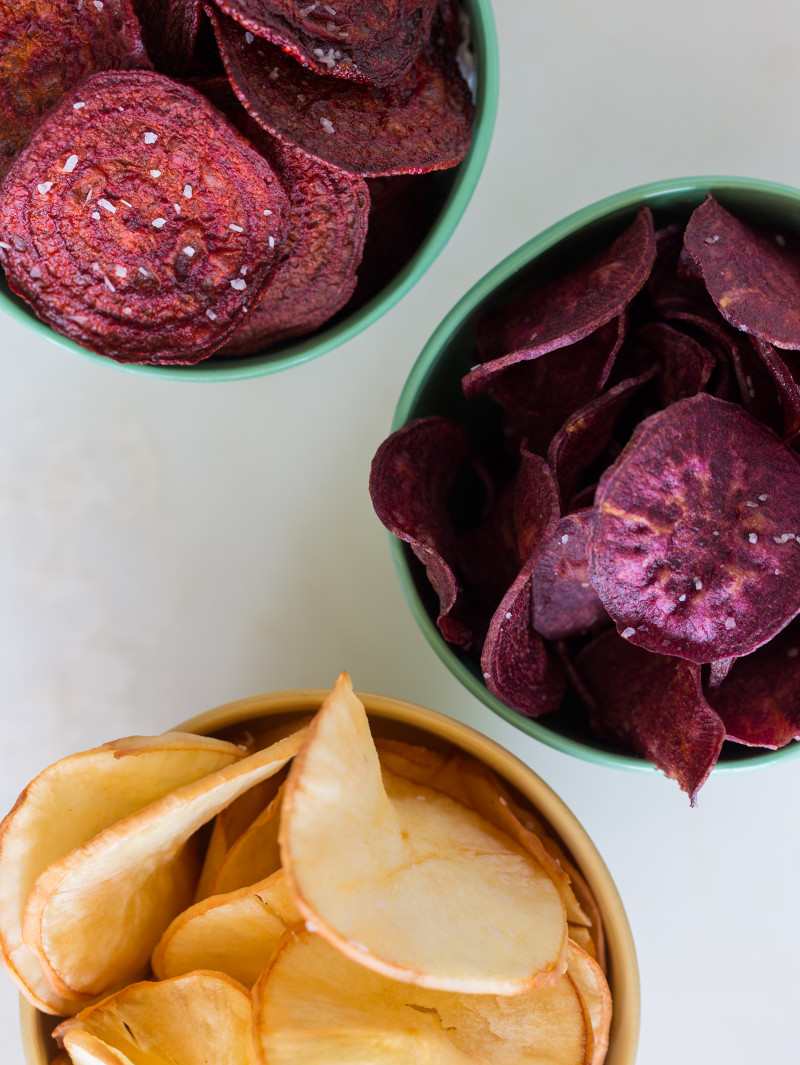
589, 393, 800, 663
0, 70, 289, 365
280, 673, 568, 994
576, 630, 725, 804
532, 510, 607, 641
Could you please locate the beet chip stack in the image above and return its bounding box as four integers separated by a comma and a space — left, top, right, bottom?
371, 196, 800, 802
0, 0, 475, 364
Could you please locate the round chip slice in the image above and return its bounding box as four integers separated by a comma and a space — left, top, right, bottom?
0, 0, 149, 179
0, 70, 289, 364
590, 393, 800, 663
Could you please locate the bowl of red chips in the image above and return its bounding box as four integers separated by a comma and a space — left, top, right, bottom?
370, 176, 800, 803
0, 0, 496, 378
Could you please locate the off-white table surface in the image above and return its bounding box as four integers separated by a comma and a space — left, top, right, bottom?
2, 1, 800, 1061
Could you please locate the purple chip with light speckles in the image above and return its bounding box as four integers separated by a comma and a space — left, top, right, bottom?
590, 393, 800, 663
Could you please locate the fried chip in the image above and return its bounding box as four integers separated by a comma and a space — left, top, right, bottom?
0, 70, 289, 365
576, 630, 725, 803
208, 3, 473, 176
532, 510, 607, 641
590, 393, 800, 663
635, 321, 715, 407
207, 785, 283, 895
566, 941, 612, 1065
132, 0, 201, 75
0, 0, 149, 179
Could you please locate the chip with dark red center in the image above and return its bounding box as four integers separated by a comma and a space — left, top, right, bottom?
207, 3, 473, 176
749, 336, 800, 443
576, 630, 725, 804
132, 0, 202, 75
0, 70, 290, 365
532, 510, 607, 641
590, 393, 800, 663
208, 0, 437, 86
475, 208, 656, 364
0, 0, 149, 179
706, 618, 800, 748
684, 195, 800, 351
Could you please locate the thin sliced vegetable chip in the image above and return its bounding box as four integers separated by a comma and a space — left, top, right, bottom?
635, 321, 715, 407
209, 3, 473, 176
576, 630, 725, 803
532, 510, 607, 641
209, 0, 437, 86
706, 618, 800, 748
0, 0, 149, 179
475, 208, 655, 363
0, 70, 289, 365
132, 0, 201, 75
684, 195, 800, 350
590, 393, 800, 663
369, 417, 475, 648
566, 941, 612, 1065
750, 336, 800, 442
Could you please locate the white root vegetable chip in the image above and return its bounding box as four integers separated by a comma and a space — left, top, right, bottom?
22, 725, 307, 1003
280, 672, 567, 994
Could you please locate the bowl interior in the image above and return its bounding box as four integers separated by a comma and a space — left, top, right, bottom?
389, 175, 800, 772
0, 0, 498, 381
21, 688, 639, 1065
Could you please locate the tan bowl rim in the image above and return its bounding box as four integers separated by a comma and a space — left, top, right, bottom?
20, 686, 640, 1065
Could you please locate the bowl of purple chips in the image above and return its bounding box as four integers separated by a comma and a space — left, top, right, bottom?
370, 175, 800, 803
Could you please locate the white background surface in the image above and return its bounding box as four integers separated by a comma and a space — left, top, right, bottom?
2, 0, 800, 1061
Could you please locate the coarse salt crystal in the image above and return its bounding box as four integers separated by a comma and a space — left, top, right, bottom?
173, 204, 181, 214
245, 31, 254, 43
749, 533, 758, 544
92, 211, 100, 219
144, 132, 157, 144
114, 265, 127, 277
120, 200, 132, 207
268, 235, 275, 248
98, 198, 116, 213
320, 116, 335, 133
745, 500, 758, 507
505, 611, 512, 620
138, 266, 149, 276
239, 266, 248, 275
183, 184, 192, 199
229, 223, 243, 232
122, 307, 133, 315
29, 266, 42, 278
561, 534, 569, 544
183, 246, 195, 257
74, 314, 88, 324
149, 169, 161, 178
93, 1, 103, 8
206, 309, 217, 320
152, 217, 166, 229
621, 627, 636, 639
580, 581, 590, 588
103, 275, 115, 292
37, 182, 52, 194
73, 102, 86, 110
724, 618, 736, 630
264, 209, 272, 215
678, 594, 687, 602
695, 579, 703, 590
0, 241, 10, 250
304, 919, 318, 933
759, 493, 768, 501
63, 155, 79, 173
230, 278, 246, 290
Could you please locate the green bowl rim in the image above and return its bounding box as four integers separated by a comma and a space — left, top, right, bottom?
389, 173, 800, 774
0, 0, 499, 381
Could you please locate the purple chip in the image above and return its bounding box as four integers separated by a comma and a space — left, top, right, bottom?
635, 321, 715, 408
576, 629, 726, 803
532, 509, 607, 640
590, 393, 800, 663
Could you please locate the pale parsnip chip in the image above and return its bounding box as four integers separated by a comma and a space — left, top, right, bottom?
0, 733, 243, 1014
208, 786, 284, 896
280, 673, 566, 994
55, 971, 256, 1065
567, 941, 612, 1065
57, 1030, 135, 1065
254, 929, 590, 1065
152, 868, 301, 988
23, 726, 307, 1003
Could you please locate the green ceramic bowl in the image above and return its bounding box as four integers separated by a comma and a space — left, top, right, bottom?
389, 174, 800, 774
0, 0, 498, 380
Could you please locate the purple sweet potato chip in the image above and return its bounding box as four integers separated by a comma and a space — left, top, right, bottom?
208, 0, 437, 86
707, 656, 735, 689
0, 0, 150, 179
532, 509, 607, 640
576, 629, 725, 803
369, 417, 477, 648
706, 618, 800, 748
647, 222, 711, 318
475, 207, 656, 363
590, 393, 800, 663
208, 2, 473, 176
0, 70, 290, 365
684, 195, 800, 351
547, 366, 658, 506
749, 336, 800, 443
477, 454, 564, 717
133, 0, 201, 74
635, 321, 715, 407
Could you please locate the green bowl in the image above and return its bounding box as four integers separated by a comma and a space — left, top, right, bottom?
0, 0, 498, 380
389, 174, 800, 774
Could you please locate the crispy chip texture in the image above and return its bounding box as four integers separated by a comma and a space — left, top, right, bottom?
209, 3, 473, 176
132, 0, 201, 75
590, 394, 800, 663
0, 70, 289, 364
0, 0, 149, 179
532, 510, 607, 641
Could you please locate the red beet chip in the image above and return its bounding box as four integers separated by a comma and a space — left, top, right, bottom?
132, 0, 201, 75
532, 509, 607, 640
684, 195, 800, 351
475, 207, 656, 363
208, 0, 437, 86
706, 619, 800, 748
635, 321, 715, 407
480, 456, 565, 718
369, 417, 477, 648
547, 366, 658, 506
207, 3, 474, 176
0, 0, 149, 179
576, 630, 725, 803
0, 70, 289, 365
590, 393, 800, 663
